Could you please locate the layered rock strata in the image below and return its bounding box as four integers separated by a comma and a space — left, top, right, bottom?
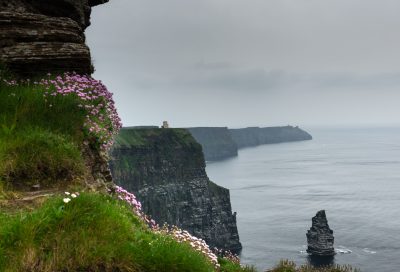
110, 128, 242, 252
0, 0, 112, 188
0, 0, 108, 77
306, 210, 335, 256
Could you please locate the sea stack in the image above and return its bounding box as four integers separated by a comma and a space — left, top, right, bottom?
306, 210, 335, 256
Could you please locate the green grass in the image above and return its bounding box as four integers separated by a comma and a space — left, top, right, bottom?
114, 128, 198, 148
0, 128, 84, 188
0, 81, 86, 143
219, 258, 257, 272
0, 80, 87, 188
0, 180, 6, 200
268, 260, 360, 272
0, 193, 248, 272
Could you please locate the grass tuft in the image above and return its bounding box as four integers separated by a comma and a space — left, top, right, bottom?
0, 128, 84, 188
218, 257, 258, 272
0, 81, 86, 143
268, 260, 360, 272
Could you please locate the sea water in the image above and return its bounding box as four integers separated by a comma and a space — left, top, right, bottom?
206, 127, 400, 272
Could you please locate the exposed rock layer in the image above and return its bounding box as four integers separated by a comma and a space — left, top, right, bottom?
0, 0, 108, 77
307, 210, 335, 256
110, 128, 242, 252
187, 127, 238, 161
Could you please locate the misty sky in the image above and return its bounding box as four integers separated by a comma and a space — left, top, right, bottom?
86, 0, 400, 128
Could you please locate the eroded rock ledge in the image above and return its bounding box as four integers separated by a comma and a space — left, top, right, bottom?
0, 0, 108, 77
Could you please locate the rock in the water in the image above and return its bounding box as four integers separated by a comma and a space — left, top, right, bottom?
306, 210, 335, 256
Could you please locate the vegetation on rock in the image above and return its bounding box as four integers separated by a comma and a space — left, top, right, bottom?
0, 72, 120, 188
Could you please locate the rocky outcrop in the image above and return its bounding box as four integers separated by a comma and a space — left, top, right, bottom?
82, 143, 114, 191
307, 210, 335, 256
187, 127, 238, 161
109, 128, 242, 252
230, 126, 312, 148
0, 0, 108, 77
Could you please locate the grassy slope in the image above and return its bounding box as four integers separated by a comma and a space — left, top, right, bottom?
0, 78, 357, 272
0, 193, 217, 271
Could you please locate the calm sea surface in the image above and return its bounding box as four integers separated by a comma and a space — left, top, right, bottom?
206, 127, 400, 272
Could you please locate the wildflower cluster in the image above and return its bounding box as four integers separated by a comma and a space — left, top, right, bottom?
158, 225, 220, 269
2, 79, 18, 86
213, 248, 241, 265
113, 185, 222, 269
113, 185, 157, 227
114, 186, 142, 215
39, 73, 122, 151
63, 191, 79, 204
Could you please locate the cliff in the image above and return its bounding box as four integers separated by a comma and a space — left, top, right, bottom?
0, 0, 108, 77
186, 126, 312, 160
109, 128, 242, 252
229, 126, 312, 148
187, 127, 238, 161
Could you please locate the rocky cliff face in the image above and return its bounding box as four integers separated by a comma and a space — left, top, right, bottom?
109, 128, 242, 252
307, 210, 335, 256
230, 126, 312, 148
186, 126, 312, 161
0, 0, 108, 77
187, 127, 238, 161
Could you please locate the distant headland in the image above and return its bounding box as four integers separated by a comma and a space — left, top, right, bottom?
187, 125, 312, 161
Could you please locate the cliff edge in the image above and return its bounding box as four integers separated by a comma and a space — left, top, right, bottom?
230, 126, 312, 148
109, 128, 242, 252
187, 125, 312, 161
187, 127, 238, 161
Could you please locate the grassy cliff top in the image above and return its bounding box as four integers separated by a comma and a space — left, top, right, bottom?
186, 127, 238, 146
113, 127, 199, 148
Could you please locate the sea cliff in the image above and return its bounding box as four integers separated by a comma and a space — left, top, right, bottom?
230, 126, 312, 148
187, 127, 238, 161
187, 125, 312, 161
109, 128, 242, 252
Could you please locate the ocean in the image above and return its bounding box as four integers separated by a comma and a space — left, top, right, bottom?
205, 127, 400, 272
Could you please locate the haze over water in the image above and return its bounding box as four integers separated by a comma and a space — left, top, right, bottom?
206, 127, 400, 272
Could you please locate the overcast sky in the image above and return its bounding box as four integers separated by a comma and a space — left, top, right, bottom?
87, 0, 400, 128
